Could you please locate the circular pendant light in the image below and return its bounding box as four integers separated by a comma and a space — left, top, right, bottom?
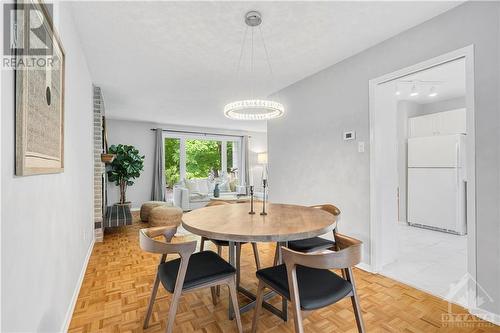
224, 11, 285, 121
224, 99, 284, 120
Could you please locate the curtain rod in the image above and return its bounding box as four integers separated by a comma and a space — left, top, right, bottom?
150, 128, 246, 138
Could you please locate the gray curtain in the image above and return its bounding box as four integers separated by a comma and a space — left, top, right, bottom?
151, 128, 166, 201
242, 135, 250, 189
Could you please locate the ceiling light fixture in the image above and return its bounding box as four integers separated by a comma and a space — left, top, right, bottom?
409, 83, 419, 97
224, 11, 284, 121
428, 86, 438, 97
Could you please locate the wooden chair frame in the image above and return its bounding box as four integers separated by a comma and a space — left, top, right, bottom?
253, 233, 365, 333
273, 204, 342, 266
310, 203, 341, 217
139, 226, 242, 333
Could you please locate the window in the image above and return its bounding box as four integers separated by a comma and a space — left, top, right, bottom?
163, 133, 243, 188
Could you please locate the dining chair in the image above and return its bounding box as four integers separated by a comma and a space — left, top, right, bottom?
252, 233, 365, 333
273, 204, 340, 265
200, 200, 261, 301
139, 225, 242, 333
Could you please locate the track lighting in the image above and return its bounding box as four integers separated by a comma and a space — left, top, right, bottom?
428, 86, 438, 97
409, 83, 419, 97
395, 80, 442, 98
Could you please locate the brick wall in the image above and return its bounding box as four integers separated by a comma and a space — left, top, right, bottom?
93, 86, 105, 242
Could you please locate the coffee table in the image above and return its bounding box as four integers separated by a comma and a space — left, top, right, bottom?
209, 194, 254, 203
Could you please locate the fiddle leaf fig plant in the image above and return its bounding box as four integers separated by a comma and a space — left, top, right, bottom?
107, 144, 145, 204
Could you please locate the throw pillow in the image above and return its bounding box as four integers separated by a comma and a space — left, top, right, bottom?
186, 179, 200, 193
197, 179, 209, 194
229, 179, 237, 192
219, 179, 230, 192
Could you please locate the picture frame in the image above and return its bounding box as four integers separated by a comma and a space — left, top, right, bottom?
15, 0, 65, 176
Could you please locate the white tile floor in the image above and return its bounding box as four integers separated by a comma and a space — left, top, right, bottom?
380, 223, 467, 305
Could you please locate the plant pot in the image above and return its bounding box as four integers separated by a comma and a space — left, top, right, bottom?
101, 153, 116, 164
114, 201, 132, 208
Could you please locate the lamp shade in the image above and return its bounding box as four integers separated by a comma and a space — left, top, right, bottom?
257, 153, 268, 164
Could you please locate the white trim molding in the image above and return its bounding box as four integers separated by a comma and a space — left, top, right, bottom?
470, 309, 500, 327
61, 237, 95, 332
355, 262, 373, 273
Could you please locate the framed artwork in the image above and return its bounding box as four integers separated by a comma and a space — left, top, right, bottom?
15, 0, 65, 175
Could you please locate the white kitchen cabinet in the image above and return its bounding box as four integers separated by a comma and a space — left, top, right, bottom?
409, 114, 434, 137
438, 109, 467, 135
408, 108, 466, 137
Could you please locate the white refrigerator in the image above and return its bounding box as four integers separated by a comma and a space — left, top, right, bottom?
407, 134, 467, 235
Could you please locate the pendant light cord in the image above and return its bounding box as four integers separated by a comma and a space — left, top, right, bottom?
235, 15, 276, 102
259, 25, 279, 103
259, 26, 274, 78
235, 26, 249, 92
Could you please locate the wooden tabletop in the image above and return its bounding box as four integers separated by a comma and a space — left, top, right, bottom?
182, 202, 337, 242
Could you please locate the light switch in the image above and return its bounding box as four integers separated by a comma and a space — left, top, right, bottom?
358, 141, 365, 153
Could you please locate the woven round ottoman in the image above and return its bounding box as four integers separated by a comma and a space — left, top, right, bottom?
149, 206, 183, 227
140, 201, 170, 222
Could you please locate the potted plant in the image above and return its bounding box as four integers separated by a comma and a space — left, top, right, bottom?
107, 144, 145, 206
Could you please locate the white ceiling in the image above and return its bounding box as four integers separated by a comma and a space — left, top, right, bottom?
70, 1, 462, 132
395, 58, 465, 103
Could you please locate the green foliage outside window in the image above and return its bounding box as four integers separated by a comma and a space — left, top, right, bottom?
185, 139, 221, 179
227, 141, 233, 171
165, 138, 180, 188
164, 138, 236, 188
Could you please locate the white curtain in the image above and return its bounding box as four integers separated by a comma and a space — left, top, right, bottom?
151, 128, 166, 201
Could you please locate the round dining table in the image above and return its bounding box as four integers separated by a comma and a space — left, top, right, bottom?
182, 202, 337, 321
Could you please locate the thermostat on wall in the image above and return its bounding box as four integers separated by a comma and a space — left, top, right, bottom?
343, 131, 356, 141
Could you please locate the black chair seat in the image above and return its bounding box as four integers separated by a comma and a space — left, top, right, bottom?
256, 264, 352, 310
288, 237, 335, 253
158, 251, 236, 293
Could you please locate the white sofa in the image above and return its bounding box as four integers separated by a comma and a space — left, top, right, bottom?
173, 178, 245, 211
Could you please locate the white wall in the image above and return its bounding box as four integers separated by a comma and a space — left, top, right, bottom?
1, 3, 94, 332
268, 2, 500, 317
106, 118, 267, 208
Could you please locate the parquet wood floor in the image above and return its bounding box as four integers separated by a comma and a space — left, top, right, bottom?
69, 213, 499, 332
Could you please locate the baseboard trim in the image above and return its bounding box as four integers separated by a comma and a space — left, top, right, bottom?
469, 308, 500, 326
61, 236, 95, 332
355, 262, 373, 273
